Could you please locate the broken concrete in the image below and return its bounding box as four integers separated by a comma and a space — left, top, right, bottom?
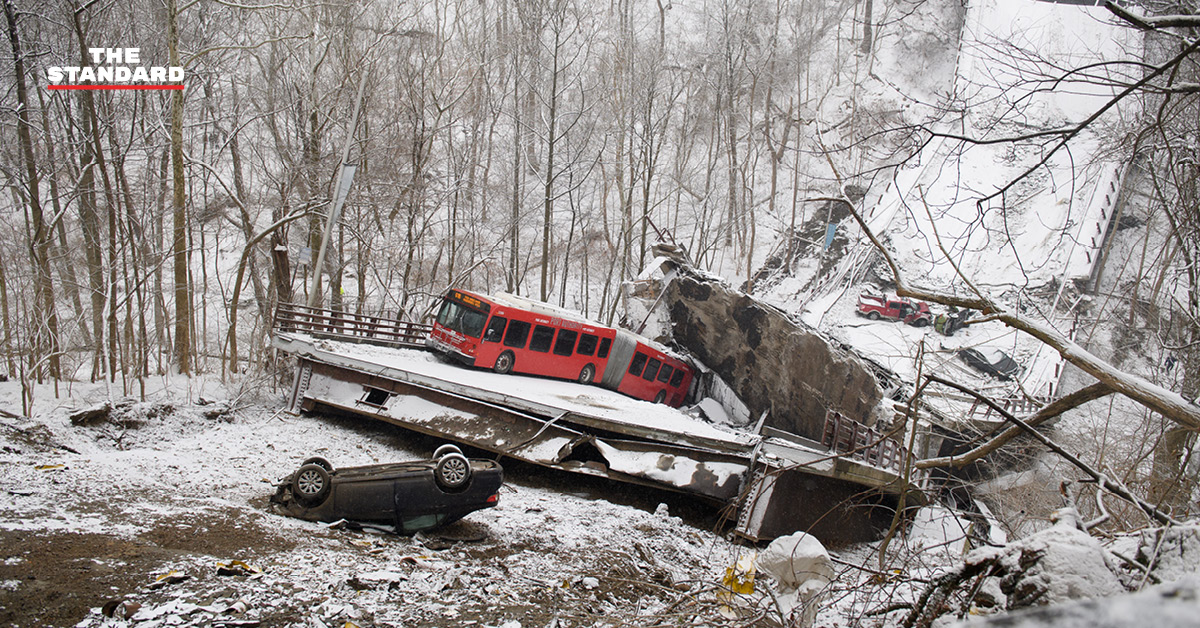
664, 267, 885, 441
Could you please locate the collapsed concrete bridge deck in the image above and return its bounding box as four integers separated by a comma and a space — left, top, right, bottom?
271, 305, 926, 543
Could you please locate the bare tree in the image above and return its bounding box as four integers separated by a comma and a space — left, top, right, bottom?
3, 0, 60, 379
167, 0, 190, 374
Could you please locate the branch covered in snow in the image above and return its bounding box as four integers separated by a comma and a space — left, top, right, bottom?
1106, 1, 1200, 31
920, 374, 1177, 527
916, 382, 1114, 470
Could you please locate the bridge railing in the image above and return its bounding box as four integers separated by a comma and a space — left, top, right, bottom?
821, 410, 911, 474
273, 302, 431, 349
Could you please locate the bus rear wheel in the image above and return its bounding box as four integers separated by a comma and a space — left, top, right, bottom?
578, 363, 595, 385
654, 390, 666, 404
493, 351, 515, 375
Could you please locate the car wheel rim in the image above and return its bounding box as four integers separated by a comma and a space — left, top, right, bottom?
296, 470, 324, 495
441, 460, 468, 485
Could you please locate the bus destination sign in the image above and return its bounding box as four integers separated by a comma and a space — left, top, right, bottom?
451, 290, 488, 312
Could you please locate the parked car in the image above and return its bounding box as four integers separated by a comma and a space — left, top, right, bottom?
958, 348, 1021, 381
856, 293, 933, 327
270, 445, 503, 534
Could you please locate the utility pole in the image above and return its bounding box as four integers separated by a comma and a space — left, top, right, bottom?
308, 71, 368, 308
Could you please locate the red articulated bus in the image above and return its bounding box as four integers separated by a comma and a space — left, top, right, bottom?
426, 289, 694, 407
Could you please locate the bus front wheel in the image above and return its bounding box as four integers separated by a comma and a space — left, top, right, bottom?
493, 351, 515, 375
578, 363, 595, 385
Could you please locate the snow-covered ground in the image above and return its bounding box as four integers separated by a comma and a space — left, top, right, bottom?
0, 378, 766, 627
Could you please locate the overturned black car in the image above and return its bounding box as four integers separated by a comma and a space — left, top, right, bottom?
270, 445, 504, 534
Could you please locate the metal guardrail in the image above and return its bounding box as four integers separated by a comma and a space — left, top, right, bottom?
965, 394, 1054, 423
273, 303, 432, 349
821, 411, 909, 474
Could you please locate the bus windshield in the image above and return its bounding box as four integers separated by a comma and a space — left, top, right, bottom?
436, 299, 488, 338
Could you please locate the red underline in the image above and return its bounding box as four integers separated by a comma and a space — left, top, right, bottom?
47, 84, 184, 91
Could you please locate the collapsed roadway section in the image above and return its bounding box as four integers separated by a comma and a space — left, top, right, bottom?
272, 303, 926, 544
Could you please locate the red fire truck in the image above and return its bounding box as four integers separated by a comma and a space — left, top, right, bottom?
427, 289, 693, 407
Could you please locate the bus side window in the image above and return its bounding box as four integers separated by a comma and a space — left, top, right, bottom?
554, 329, 578, 356
670, 369, 685, 387
598, 338, 612, 359
657, 364, 674, 383
504, 320, 531, 348
642, 358, 661, 381
577, 334, 598, 356
529, 325, 555, 352
483, 316, 508, 343
628, 352, 648, 377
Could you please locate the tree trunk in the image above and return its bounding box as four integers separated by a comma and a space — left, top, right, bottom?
304, 110, 322, 307
271, 182, 294, 306
540, 28, 561, 303
509, 50, 522, 295
168, 0, 191, 374
0, 249, 13, 377
72, 7, 124, 380
861, 0, 873, 54
105, 111, 120, 383
4, 0, 59, 379
154, 150, 169, 373
35, 87, 91, 348
227, 211, 309, 374
1150, 424, 1195, 514
228, 77, 270, 328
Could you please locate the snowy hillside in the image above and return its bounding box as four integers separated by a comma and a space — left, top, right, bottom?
759, 0, 1142, 408
869, 0, 1136, 291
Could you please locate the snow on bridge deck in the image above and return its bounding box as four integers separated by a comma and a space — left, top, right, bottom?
273, 332, 755, 453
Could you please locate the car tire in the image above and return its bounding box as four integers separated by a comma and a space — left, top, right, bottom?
302, 456, 334, 472
578, 363, 596, 385
293, 464, 331, 506
493, 351, 515, 375
654, 390, 666, 404
434, 453, 472, 491
867, 311, 880, 320
912, 318, 930, 327
433, 444, 463, 460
